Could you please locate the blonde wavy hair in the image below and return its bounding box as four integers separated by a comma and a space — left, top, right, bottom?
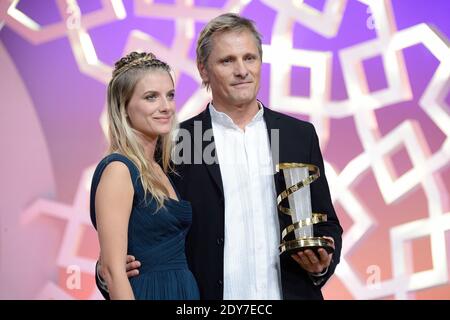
106, 51, 176, 209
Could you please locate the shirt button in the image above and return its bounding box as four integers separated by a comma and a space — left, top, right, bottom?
217, 280, 223, 287
217, 237, 224, 245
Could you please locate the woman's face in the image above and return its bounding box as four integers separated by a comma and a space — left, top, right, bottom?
126, 69, 175, 140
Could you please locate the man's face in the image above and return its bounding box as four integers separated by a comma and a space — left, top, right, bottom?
199, 29, 261, 109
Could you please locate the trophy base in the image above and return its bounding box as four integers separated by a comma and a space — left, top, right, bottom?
279, 237, 334, 256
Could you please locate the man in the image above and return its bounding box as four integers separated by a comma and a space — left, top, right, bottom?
97, 13, 342, 300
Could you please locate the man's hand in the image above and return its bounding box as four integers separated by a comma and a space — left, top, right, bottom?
290, 236, 335, 274
98, 255, 141, 280
125, 255, 141, 277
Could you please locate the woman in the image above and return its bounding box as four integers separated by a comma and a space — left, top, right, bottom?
90, 51, 199, 300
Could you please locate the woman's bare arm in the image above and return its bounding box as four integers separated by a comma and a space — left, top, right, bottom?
95, 161, 135, 300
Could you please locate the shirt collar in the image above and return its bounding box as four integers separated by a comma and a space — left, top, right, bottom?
209, 101, 264, 130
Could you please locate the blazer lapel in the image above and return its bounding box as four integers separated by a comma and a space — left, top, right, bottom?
261, 101, 283, 168
261, 103, 292, 233
191, 105, 224, 197
261, 102, 281, 145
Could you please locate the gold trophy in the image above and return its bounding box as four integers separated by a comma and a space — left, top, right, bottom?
276, 163, 334, 256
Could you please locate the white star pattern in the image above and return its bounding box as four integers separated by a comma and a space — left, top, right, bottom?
22, 166, 99, 299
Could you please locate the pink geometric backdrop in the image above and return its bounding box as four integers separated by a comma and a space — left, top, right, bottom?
1, 0, 449, 299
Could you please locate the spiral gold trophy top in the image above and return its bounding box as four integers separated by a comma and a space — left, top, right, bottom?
276, 163, 334, 256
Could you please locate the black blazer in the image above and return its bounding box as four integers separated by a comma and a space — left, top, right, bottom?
95, 103, 343, 300
172, 103, 342, 300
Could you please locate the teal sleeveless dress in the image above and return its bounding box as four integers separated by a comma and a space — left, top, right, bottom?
90, 153, 200, 300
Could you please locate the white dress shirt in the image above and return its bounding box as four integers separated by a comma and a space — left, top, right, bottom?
210, 103, 282, 300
